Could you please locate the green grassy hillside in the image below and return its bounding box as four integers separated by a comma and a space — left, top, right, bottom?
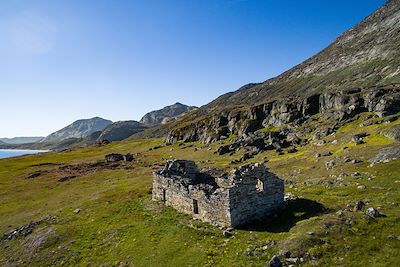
1, 113, 399, 266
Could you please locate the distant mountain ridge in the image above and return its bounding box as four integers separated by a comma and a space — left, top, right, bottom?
41, 117, 112, 143
0, 137, 44, 144
97, 121, 147, 142
140, 102, 197, 126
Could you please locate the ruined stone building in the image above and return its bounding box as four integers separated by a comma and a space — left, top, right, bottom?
152, 160, 284, 228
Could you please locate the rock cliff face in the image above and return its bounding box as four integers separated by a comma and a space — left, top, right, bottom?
166, 84, 400, 144
41, 117, 112, 143
140, 103, 197, 126
97, 121, 147, 142
165, 0, 400, 144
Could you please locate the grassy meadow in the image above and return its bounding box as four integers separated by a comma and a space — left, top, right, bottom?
0, 115, 399, 266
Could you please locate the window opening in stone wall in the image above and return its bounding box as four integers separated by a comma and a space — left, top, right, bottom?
256, 179, 264, 192
162, 189, 166, 202
193, 199, 199, 214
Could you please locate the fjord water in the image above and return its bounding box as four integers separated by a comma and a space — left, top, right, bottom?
0, 149, 48, 159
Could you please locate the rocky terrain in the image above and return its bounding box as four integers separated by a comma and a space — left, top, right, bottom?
140, 102, 197, 126
0, 1, 399, 266
162, 0, 400, 151
41, 117, 112, 143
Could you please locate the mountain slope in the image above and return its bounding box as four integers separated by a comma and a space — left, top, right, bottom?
140, 102, 197, 126
97, 121, 147, 142
0, 137, 44, 144
159, 0, 400, 142
195, 0, 400, 114
41, 117, 112, 143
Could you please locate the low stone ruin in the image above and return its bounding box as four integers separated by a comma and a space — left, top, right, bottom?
152, 160, 284, 228
105, 153, 133, 162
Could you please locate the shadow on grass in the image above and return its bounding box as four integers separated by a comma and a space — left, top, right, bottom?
238, 198, 329, 233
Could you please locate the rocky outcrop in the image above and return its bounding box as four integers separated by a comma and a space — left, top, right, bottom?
369, 146, 400, 165
384, 124, 400, 141
166, 85, 400, 144
140, 102, 197, 126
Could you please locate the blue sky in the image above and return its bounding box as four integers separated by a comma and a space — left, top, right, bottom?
0, 0, 386, 137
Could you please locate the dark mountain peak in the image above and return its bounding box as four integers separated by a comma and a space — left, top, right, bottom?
97, 120, 147, 142
140, 103, 197, 126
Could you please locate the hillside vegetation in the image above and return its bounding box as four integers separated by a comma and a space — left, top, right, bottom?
1, 112, 399, 266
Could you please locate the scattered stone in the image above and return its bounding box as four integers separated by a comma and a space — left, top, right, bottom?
73, 208, 82, 214
25, 171, 45, 179
287, 146, 297, 153
0, 217, 54, 242
321, 151, 332, 157
336, 210, 345, 218
316, 141, 325, 146
357, 185, 366, 190
269, 255, 282, 267
223, 230, 233, 238
387, 235, 400, 241
365, 207, 386, 218
344, 157, 353, 163
384, 124, 400, 141
325, 160, 335, 169
105, 153, 125, 162
352, 172, 361, 177
286, 258, 299, 264
124, 153, 134, 162
353, 201, 366, 211
352, 133, 367, 145
58, 175, 77, 182
369, 147, 400, 165
331, 140, 338, 145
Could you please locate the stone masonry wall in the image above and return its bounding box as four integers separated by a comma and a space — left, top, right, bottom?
228, 164, 285, 227
152, 160, 285, 228
152, 173, 231, 226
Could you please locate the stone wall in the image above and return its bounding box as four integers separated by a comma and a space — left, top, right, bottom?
227, 163, 285, 227
152, 160, 285, 228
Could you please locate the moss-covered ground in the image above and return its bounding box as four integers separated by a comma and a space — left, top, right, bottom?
0, 114, 399, 266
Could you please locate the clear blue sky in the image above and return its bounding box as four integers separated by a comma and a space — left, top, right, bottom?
0, 0, 386, 137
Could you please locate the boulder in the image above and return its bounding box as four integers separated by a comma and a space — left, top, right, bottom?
217, 145, 232, 155
325, 160, 335, 169
124, 153, 134, 162
269, 255, 282, 267
369, 147, 400, 165
353, 200, 365, 211
352, 133, 367, 145
384, 124, 400, 141
105, 153, 125, 162
365, 207, 386, 218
